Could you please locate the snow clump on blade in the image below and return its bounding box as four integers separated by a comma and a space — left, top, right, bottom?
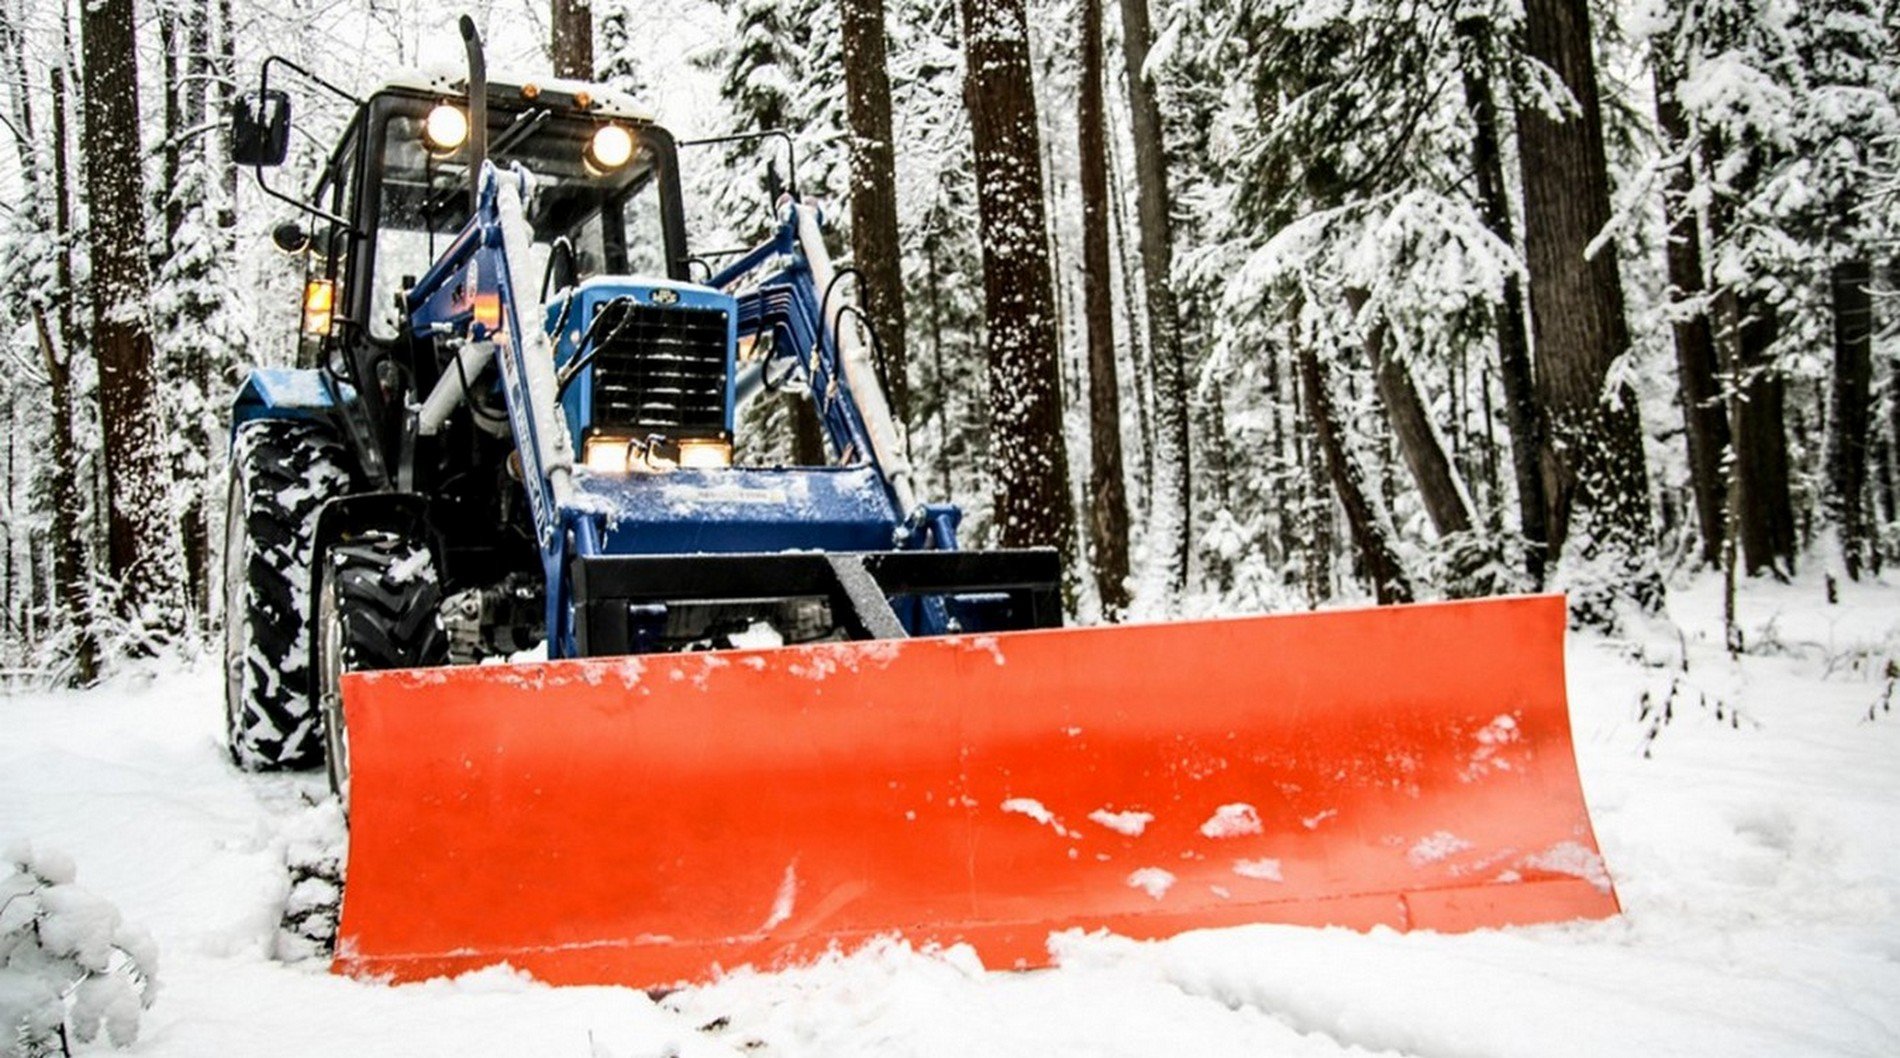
1199, 804, 1263, 839
1126, 868, 1177, 900
1088, 809, 1155, 837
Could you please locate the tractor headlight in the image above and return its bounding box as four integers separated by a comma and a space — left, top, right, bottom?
580, 435, 732, 473
582, 435, 634, 473
423, 103, 469, 155
677, 440, 733, 469
584, 123, 634, 174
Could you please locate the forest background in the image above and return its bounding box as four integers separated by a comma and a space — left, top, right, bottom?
0, 0, 1894, 683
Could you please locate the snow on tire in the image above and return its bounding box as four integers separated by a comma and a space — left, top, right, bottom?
224, 420, 350, 771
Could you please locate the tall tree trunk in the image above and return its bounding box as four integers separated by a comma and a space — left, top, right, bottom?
49, 65, 98, 683
840, 0, 911, 424
80, 0, 183, 635
1731, 297, 1795, 576
958, 0, 1077, 562
216, 0, 236, 232
1515, 0, 1658, 614
1347, 289, 1474, 539
1651, 54, 1728, 568
1455, 16, 1545, 579
550, 0, 594, 79
1116, 0, 1189, 593
1107, 140, 1153, 505
1294, 335, 1412, 604
1826, 258, 1874, 578
158, 2, 182, 251
1078, 0, 1131, 617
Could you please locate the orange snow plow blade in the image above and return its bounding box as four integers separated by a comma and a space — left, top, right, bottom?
333, 593, 1616, 988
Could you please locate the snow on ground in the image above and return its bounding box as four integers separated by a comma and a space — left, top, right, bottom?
4, 572, 1898, 1056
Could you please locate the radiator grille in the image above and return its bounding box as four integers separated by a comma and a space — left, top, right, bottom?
588, 301, 730, 437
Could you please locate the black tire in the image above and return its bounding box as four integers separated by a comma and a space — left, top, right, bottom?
224, 420, 350, 770
316, 531, 448, 812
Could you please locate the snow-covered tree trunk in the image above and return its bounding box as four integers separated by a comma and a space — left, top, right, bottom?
1347, 288, 1473, 540
47, 63, 96, 683
1078, 0, 1130, 617
1456, 14, 1548, 584
1516, 0, 1658, 617
79, 0, 185, 639
957, 0, 1076, 563
551, 0, 593, 79
1294, 333, 1411, 604
841, 0, 911, 424
1115, 0, 1189, 598
1651, 47, 1729, 569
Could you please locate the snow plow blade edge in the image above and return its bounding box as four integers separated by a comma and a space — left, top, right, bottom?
334, 593, 1616, 987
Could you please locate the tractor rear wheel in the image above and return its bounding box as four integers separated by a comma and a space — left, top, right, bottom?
224, 420, 349, 770
316, 531, 448, 812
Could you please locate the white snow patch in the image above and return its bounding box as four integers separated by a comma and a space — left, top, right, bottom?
760, 863, 798, 932
1199, 804, 1263, 839
966, 636, 1007, 666
387, 548, 433, 584
1524, 842, 1614, 893
1301, 809, 1338, 830
1407, 831, 1475, 867
1002, 798, 1075, 838
727, 621, 784, 650
1232, 858, 1284, 882
1088, 809, 1154, 837
1126, 868, 1177, 900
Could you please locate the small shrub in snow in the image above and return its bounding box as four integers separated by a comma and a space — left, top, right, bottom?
0, 843, 157, 1056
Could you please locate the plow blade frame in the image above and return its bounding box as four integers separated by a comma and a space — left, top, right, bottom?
334, 593, 1617, 988
570, 548, 1063, 653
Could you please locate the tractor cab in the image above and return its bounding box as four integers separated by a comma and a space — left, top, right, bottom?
245, 72, 698, 474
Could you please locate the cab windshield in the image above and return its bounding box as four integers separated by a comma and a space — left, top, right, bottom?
368, 101, 670, 339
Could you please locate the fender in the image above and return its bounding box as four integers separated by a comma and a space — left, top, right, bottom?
230, 367, 341, 440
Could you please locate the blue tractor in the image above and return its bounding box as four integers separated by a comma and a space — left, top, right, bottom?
221, 19, 1060, 785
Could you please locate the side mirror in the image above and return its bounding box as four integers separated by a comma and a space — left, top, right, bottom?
270, 220, 310, 255
232, 90, 291, 167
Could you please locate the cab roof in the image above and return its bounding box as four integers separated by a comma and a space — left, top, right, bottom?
380, 67, 656, 124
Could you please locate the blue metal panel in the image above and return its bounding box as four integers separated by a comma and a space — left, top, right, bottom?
229, 367, 342, 437
568, 466, 901, 556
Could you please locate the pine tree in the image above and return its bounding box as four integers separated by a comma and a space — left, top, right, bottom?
1516, 0, 1659, 617
79, 0, 186, 639
1078, 0, 1131, 616
958, 0, 1077, 560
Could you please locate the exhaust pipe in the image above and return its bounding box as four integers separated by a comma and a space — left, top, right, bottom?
459, 15, 486, 214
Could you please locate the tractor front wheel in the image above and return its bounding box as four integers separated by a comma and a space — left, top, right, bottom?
315, 531, 449, 813
224, 420, 349, 770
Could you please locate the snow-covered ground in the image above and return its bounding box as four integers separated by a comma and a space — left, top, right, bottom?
4, 573, 1897, 1056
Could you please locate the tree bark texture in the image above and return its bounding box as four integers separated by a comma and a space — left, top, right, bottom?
551, 0, 594, 79
1515, 0, 1657, 608
1347, 289, 1473, 540
80, 0, 182, 631
1652, 57, 1729, 568
42, 64, 96, 682
958, 0, 1077, 559
1826, 259, 1874, 578
840, 0, 911, 424
1295, 338, 1413, 604
1078, 0, 1131, 617
1455, 16, 1546, 582
1729, 296, 1795, 576
1116, 0, 1190, 592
